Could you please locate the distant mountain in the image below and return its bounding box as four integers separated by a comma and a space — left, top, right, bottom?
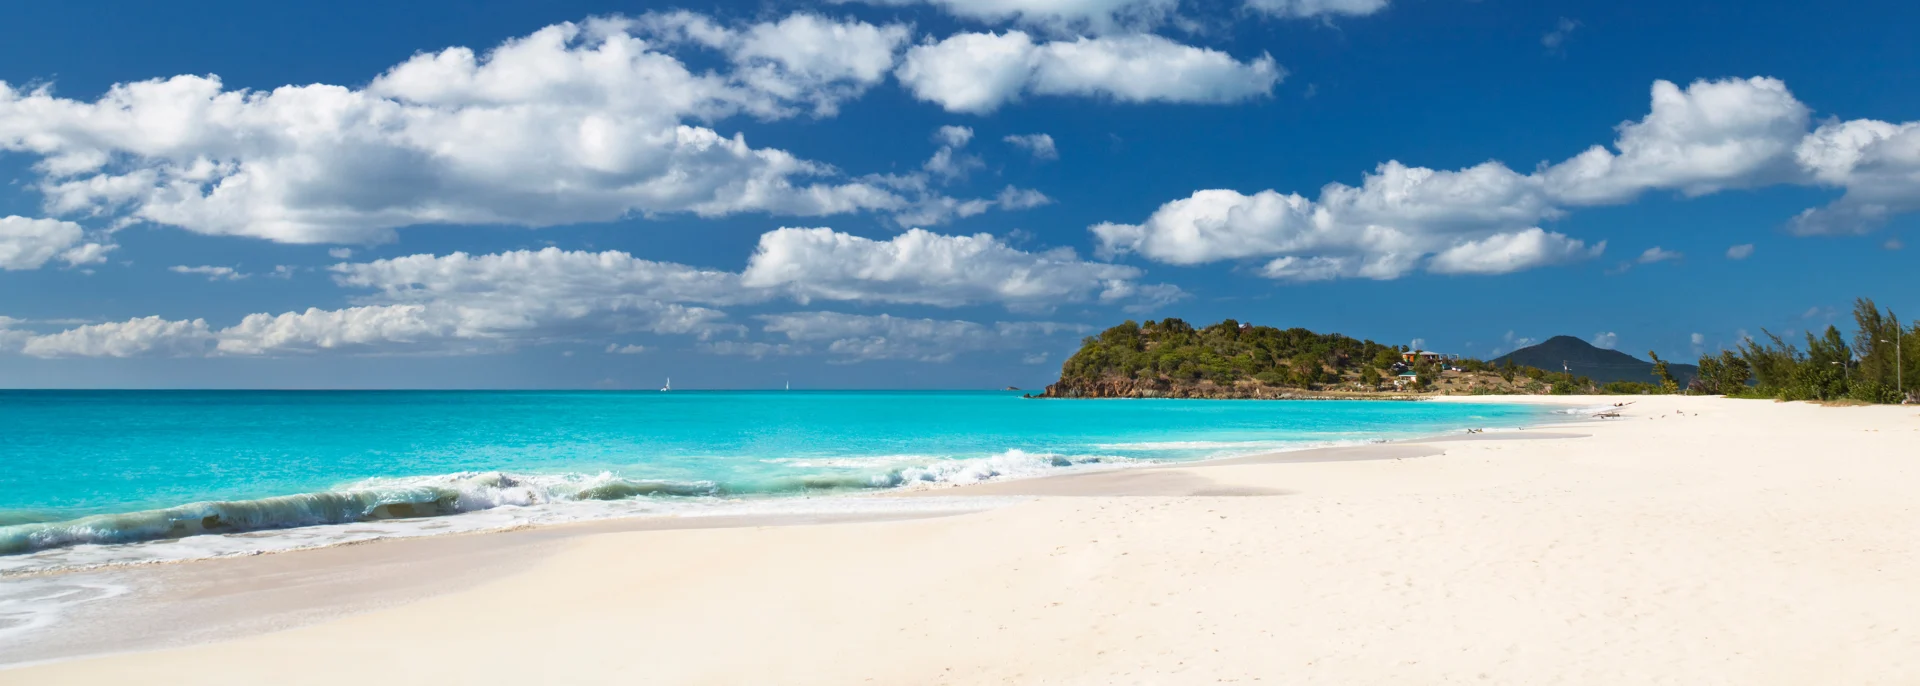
1491, 336, 1698, 386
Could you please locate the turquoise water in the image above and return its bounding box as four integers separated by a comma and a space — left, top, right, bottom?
0, 391, 1545, 565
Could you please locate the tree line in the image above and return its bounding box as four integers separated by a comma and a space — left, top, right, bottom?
1693, 298, 1916, 404
1056, 298, 1916, 404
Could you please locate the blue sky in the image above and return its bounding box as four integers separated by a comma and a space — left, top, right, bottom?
0, 0, 1914, 389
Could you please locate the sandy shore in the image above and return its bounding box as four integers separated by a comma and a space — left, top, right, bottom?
8, 395, 1920, 684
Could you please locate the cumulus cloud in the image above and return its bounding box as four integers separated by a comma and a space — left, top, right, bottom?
856, 127, 1049, 226
0, 216, 114, 270
328, 248, 354, 259
1092, 77, 1880, 281
699, 340, 808, 358
740, 227, 1181, 309
759, 311, 1089, 362
1427, 229, 1604, 276
19, 316, 216, 358
923, 126, 984, 181
895, 31, 1281, 114
1541, 17, 1579, 50
10, 226, 1169, 357
836, 0, 1385, 33
0, 14, 934, 244
1591, 332, 1619, 349
1244, 0, 1390, 19
1491, 330, 1537, 356
1538, 77, 1811, 204
1726, 243, 1755, 260
1004, 133, 1058, 160
636, 12, 911, 117
1789, 118, 1920, 235
1637, 247, 1683, 264
831, 0, 1182, 34
169, 265, 248, 281
605, 343, 649, 354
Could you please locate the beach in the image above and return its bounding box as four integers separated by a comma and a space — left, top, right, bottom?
7, 395, 1920, 684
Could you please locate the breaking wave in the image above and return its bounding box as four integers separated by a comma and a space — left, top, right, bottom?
0, 449, 1132, 561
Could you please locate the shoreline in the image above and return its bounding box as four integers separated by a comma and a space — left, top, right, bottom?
15, 395, 1916, 683
2, 399, 1559, 579
2, 399, 1568, 668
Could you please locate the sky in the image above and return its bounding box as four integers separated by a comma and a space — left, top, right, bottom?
0, 0, 1914, 389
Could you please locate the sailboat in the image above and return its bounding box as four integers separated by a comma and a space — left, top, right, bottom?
660, 377, 671, 392
785, 380, 791, 391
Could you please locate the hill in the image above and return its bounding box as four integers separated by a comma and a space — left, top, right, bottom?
1492, 336, 1697, 386
1039, 319, 1539, 399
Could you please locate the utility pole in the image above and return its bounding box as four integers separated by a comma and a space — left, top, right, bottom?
1886, 333, 1904, 402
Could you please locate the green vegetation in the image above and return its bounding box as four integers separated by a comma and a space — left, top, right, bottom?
1054, 301, 1916, 404
1057, 319, 1404, 388
1056, 319, 1610, 396
1709, 298, 1917, 403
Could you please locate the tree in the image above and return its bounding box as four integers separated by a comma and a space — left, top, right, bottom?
1648, 351, 1679, 394
1692, 350, 1751, 395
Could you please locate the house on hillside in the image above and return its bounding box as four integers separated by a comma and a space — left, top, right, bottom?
1394, 370, 1421, 389
1402, 350, 1449, 364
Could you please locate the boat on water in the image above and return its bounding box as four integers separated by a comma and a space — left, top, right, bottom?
660, 378, 671, 392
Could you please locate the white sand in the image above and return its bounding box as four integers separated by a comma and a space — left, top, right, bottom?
8, 396, 1920, 684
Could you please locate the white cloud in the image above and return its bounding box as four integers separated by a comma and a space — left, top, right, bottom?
169, 265, 248, 281
1591, 332, 1619, 349
637, 12, 912, 117
1636, 246, 1682, 264
995, 185, 1053, 210
0, 216, 113, 270
0, 14, 929, 244
1539, 77, 1810, 205
215, 305, 476, 355
855, 128, 1048, 226
740, 227, 1180, 309
836, 0, 1385, 34
10, 224, 1170, 358
832, 0, 1181, 34
605, 343, 648, 354
923, 125, 983, 181
1541, 17, 1579, 50
1093, 161, 1581, 280
1004, 133, 1058, 160
19, 316, 216, 358
759, 311, 1089, 362
895, 31, 1281, 114
328, 247, 354, 259
1427, 228, 1604, 276
1491, 330, 1536, 356
1789, 118, 1920, 235
698, 340, 809, 358
1409, 338, 1426, 351
1725, 243, 1755, 260
1244, 0, 1390, 19
1092, 77, 1841, 281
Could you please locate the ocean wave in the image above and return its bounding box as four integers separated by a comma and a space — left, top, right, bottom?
1094, 439, 1298, 451
0, 472, 718, 558
0, 450, 1134, 562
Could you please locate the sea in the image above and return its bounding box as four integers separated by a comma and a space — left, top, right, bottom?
0, 390, 1547, 575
